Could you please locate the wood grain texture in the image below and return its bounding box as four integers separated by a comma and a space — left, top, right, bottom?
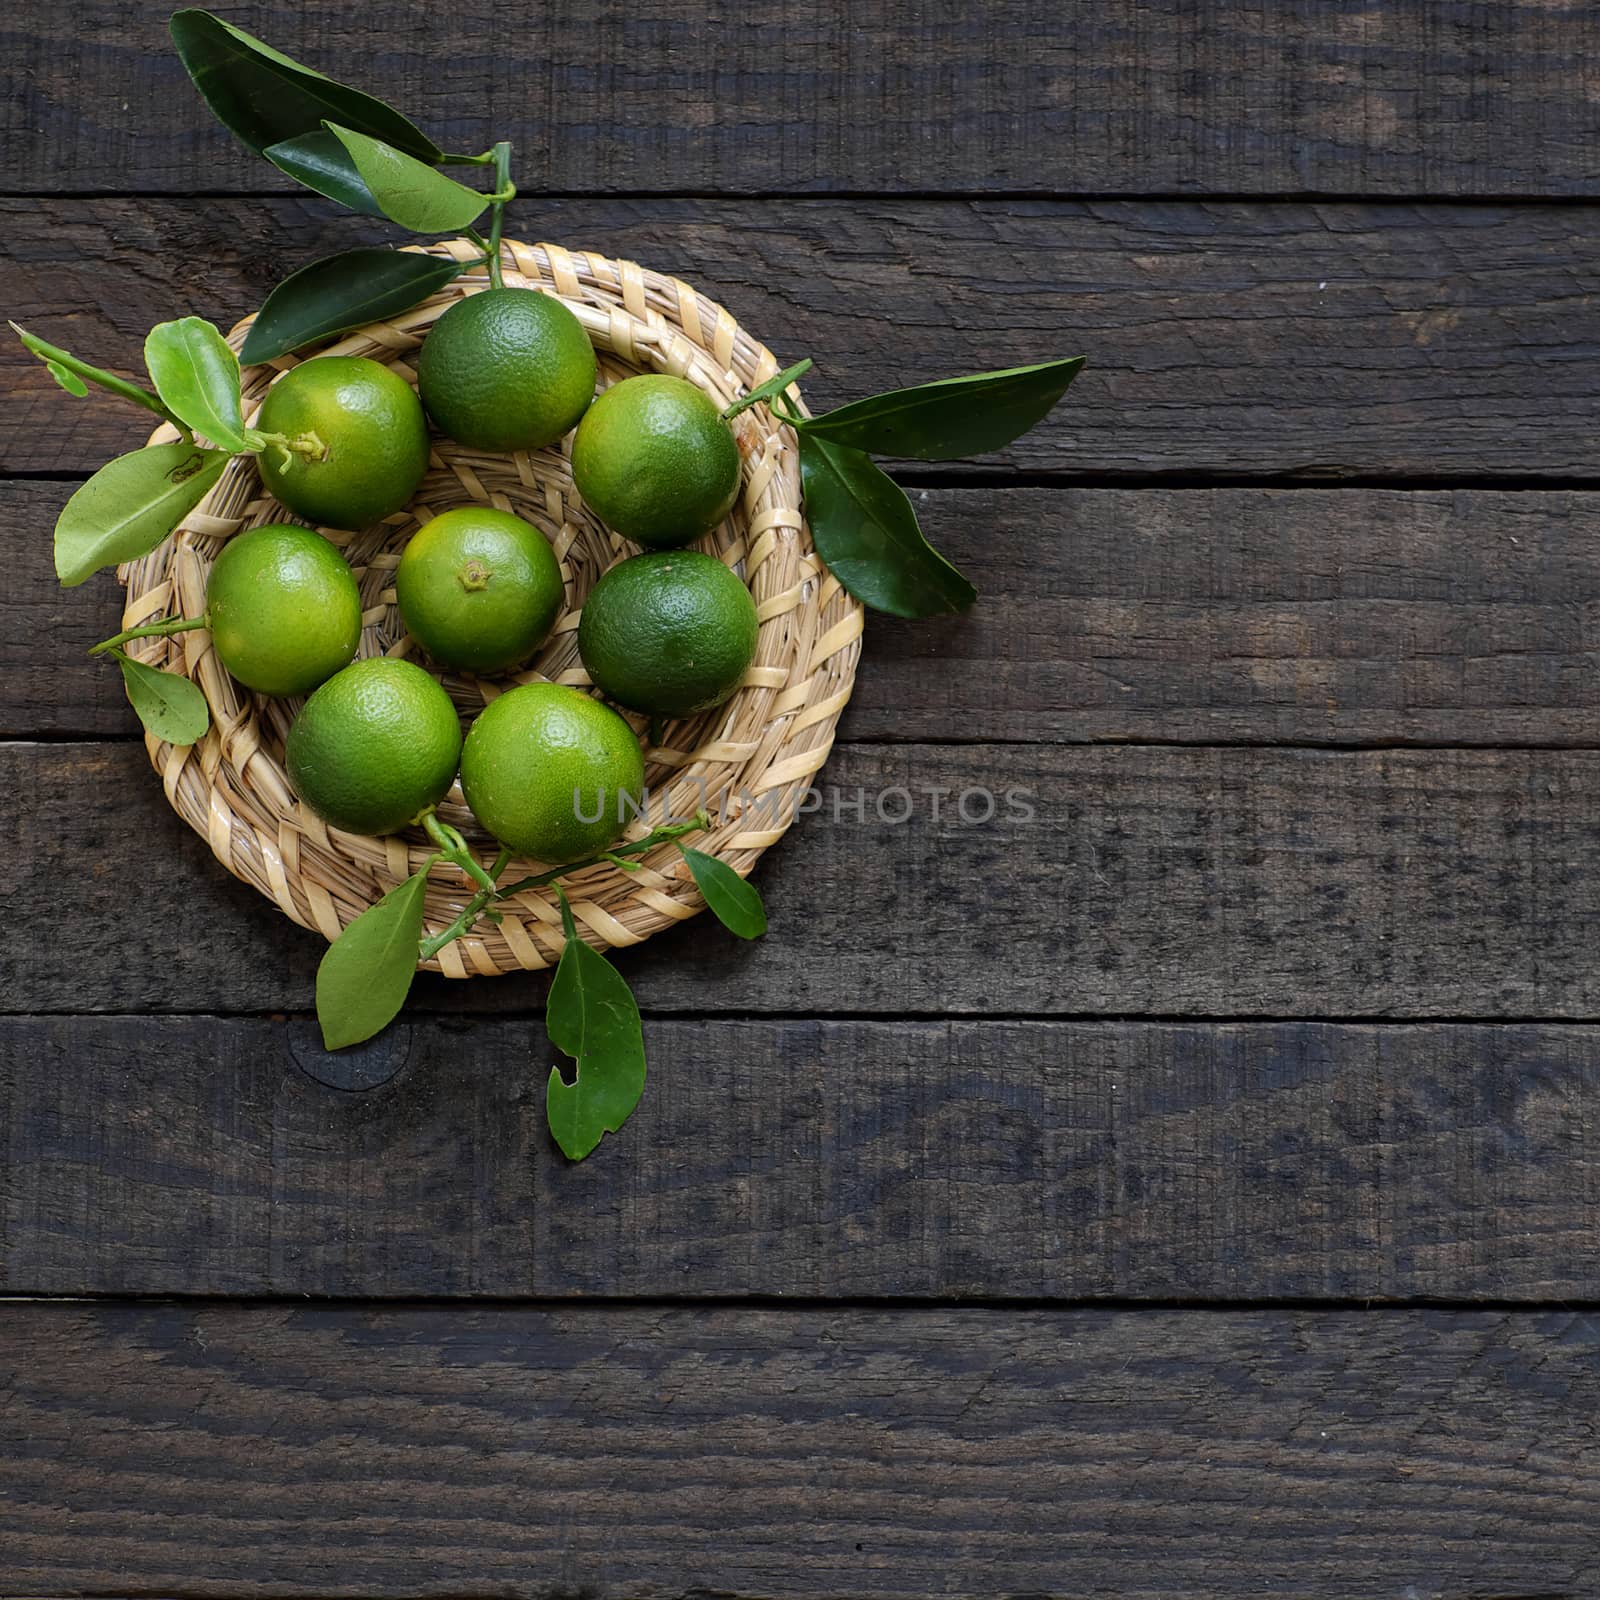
13, 479, 1600, 747
3, 1015, 1598, 1300
1, 1303, 1597, 1597
5, 1, 1598, 198
6, 197, 1600, 478
6, 740, 1600, 1019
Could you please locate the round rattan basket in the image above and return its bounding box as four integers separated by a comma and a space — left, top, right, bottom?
118, 237, 863, 978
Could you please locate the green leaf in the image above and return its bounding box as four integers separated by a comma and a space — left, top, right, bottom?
799, 356, 1086, 461
315, 869, 428, 1050
116, 653, 210, 746
46, 360, 88, 397
263, 129, 386, 216
12, 321, 173, 420
324, 124, 489, 234
240, 248, 468, 364
545, 888, 647, 1160
169, 9, 439, 160
723, 357, 813, 421
144, 317, 247, 451
54, 442, 231, 587
679, 847, 767, 939
799, 433, 976, 618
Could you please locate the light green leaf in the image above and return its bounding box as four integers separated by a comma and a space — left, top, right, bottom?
240, 248, 467, 364
116, 653, 210, 746
679, 846, 767, 939
263, 129, 386, 217
723, 357, 813, 421
144, 317, 248, 451
12, 321, 172, 419
46, 360, 88, 397
324, 124, 489, 234
545, 888, 647, 1160
169, 9, 440, 160
799, 432, 975, 618
315, 869, 429, 1050
800, 357, 1086, 461
54, 443, 231, 587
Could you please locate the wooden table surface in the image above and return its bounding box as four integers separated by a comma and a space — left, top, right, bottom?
4, 4, 1600, 1595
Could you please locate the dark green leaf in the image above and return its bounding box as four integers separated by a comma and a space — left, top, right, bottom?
240, 248, 468, 364
144, 317, 247, 451
545, 888, 647, 1161
799, 433, 976, 618
723, 357, 813, 421
325, 124, 488, 234
46, 360, 88, 397
264, 129, 385, 216
116, 653, 210, 746
54, 443, 231, 587
315, 869, 428, 1050
679, 846, 767, 939
800, 356, 1086, 461
169, 9, 439, 159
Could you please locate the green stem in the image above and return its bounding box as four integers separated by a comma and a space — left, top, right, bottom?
421, 810, 498, 897
484, 140, 513, 289
494, 812, 709, 900
439, 151, 496, 166
12, 321, 190, 437
415, 815, 705, 968
89, 614, 209, 656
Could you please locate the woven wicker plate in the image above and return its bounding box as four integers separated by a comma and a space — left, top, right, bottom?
117, 237, 863, 978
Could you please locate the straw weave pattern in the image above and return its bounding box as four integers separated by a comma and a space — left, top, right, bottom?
120, 238, 862, 976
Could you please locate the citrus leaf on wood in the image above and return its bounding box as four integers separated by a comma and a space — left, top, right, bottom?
169, 9, 439, 160
46, 361, 88, 396
324, 124, 489, 234
144, 317, 247, 451
315, 869, 428, 1051
263, 129, 386, 216
240, 248, 467, 364
798, 433, 976, 618
116, 653, 210, 746
545, 888, 647, 1160
800, 357, 1086, 460
679, 846, 767, 939
54, 443, 230, 587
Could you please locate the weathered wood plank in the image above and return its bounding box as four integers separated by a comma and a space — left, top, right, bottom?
3, 1015, 1597, 1300
5, 197, 1599, 478
12, 479, 1600, 747
5, 1, 1598, 197
0, 1304, 1595, 1596
4, 741, 1599, 1018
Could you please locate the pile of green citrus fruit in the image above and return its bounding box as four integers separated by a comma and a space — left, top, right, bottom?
220, 285, 756, 866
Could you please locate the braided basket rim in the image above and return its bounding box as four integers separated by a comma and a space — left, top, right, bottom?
118, 237, 863, 978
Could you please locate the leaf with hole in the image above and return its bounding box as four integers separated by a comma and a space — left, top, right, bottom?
799, 433, 976, 618
315, 869, 429, 1050
144, 317, 247, 451
116, 653, 210, 746
54, 443, 231, 587
169, 9, 439, 159
264, 129, 386, 216
723, 357, 813, 421
680, 847, 767, 939
324, 124, 489, 234
240, 248, 468, 364
800, 357, 1086, 460
545, 888, 647, 1161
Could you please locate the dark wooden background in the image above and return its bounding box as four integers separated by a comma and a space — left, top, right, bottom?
4, 3, 1600, 1595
